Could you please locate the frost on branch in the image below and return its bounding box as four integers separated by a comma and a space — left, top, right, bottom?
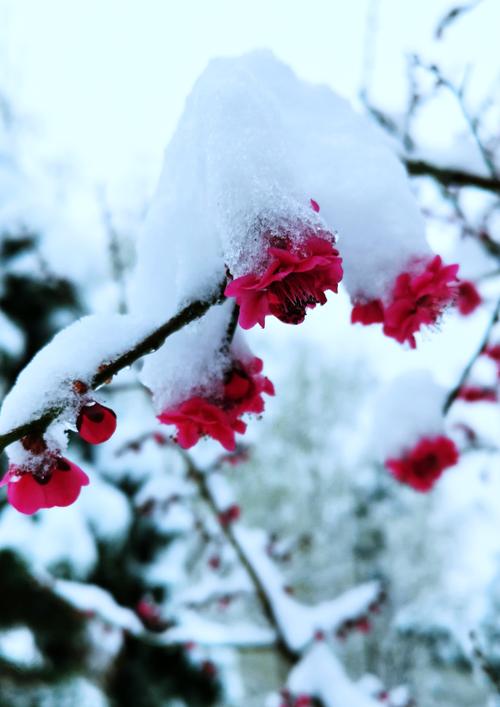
372, 371, 460, 491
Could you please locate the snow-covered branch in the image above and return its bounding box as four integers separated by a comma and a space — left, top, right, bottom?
0, 279, 226, 454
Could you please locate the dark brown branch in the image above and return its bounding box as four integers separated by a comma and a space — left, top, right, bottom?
444, 298, 500, 413
405, 159, 500, 194
0, 279, 227, 454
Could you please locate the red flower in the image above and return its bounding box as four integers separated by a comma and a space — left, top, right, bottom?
158, 397, 245, 451
485, 344, 500, 362
225, 235, 343, 329
457, 386, 497, 403
218, 504, 241, 527
352, 257, 459, 348
484, 344, 500, 378
158, 357, 274, 451
385, 435, 459, 492
457, 280, 481, 316
77, 402, 117, 444
355, 617, 372, 634
224, 357, 275, 417
383, 256, 459, 348
351, 299, 384, 325
1, 457, 89, 515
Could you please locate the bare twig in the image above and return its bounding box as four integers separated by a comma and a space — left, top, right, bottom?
435, 1, 484, 40
444, 298, 500, 413
0, 279, 227, 454
404, 158, 500, 194
182, 452, 296, 665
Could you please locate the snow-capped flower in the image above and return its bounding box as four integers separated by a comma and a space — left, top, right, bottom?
352, 256, 459, 348
457, 386, 497, 403
0, 457, 89, 515
385, 435, 459, 492
77, 402, 117, 444
456, 280, 481, 316
158, 357, 274, 451
225, 234, 343, 329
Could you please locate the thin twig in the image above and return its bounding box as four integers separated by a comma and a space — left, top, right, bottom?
444, 298, 500, 413
405, 158, 500, 194
0, 279, 227, 454
182, 452, 296, 665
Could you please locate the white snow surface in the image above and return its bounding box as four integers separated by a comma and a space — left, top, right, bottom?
288, 642, 379, 707
0, 626, 43, 668
234, 525, 380, 652
53, 579, 143, 634
0, 313, 151, 435
131, 49, 428, 324
371, 370, 448, 459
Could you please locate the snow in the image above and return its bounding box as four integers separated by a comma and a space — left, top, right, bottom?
140, 300, 233, 413
0, 503, 97, 578
0, 310, 24, 358
0, 626, 43, 668
234, 526, 380, 652
163, 610, 274, 647
53, 579, 143, 634
132, 51, 428, 318
287, 642, 379, 707
371, 370, 448, 459
0, 313, 151, 435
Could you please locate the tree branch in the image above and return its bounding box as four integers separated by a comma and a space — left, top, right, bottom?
0, 279, 227, 454
444, 298, 500, 413
404, 158, 500, 194
182, 453, 297, 665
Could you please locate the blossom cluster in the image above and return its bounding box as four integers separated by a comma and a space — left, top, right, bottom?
1, 52, 483, 515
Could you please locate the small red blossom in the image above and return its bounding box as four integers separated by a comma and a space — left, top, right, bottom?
351, 299, 384, 325
294, 697, 313, 707
484, 344, 500, 378
225, 234, 343, 329
201, 660, 217, 678
383, 256, 459, 348
218, 504, 241, 527
352, 256, 459, 348
385, 435, 459, 492
356, 617, 372, 634
484, 344, 500, 362
158, 397, 245, 451
310, 198, 320, 213
158, 357, 274, 451
1, 457, 89, 515
457, 386, 497, 403
457, 280, 482, 315
77, 402, 117, 444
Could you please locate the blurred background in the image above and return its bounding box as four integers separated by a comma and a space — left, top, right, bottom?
0, 1, 499, 705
